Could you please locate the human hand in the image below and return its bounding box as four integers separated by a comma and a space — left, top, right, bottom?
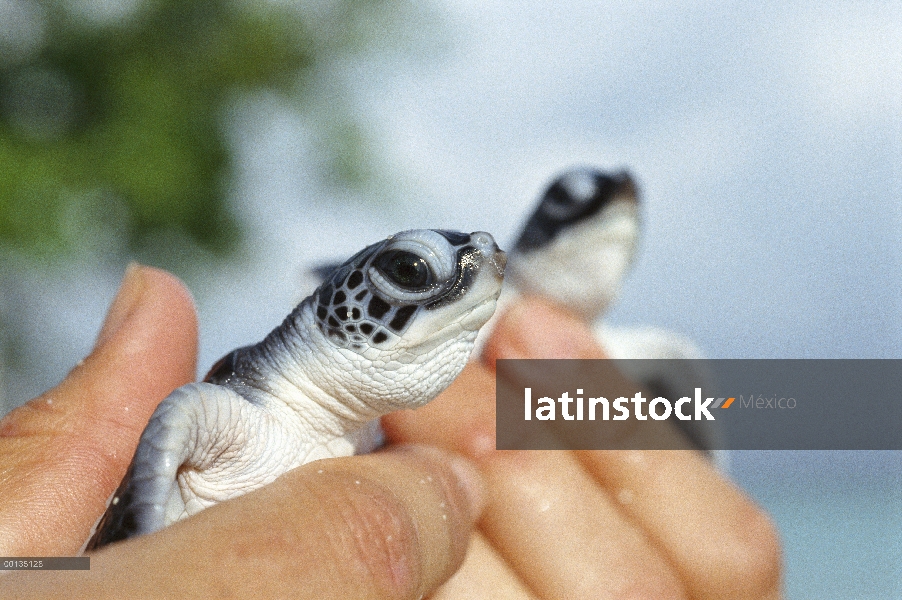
0, 265, 485, 599
384, 297, 784, 599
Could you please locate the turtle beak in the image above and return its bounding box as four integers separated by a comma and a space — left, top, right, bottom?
469, 231, 506, 279
613, 170, 639, 203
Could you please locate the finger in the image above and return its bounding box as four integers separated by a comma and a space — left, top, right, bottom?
488, 450, 691, 598
1, 446, 485, 600
482, 295, 608, 363
0, 265, 198, 555
492, 298, 781, 598
386, 362, 689, 597
392, 406, 687, 597
431, 533, 537, 600
576, 450, 783, 600
487, 298, 696, 451
383, 362, 496, 460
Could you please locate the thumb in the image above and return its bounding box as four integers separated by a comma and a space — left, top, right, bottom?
4, 446, 486, 599
0, 265, 198, 555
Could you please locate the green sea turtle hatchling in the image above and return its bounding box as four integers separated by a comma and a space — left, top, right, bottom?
85, 229, 506, 550
502, 167, 722, 458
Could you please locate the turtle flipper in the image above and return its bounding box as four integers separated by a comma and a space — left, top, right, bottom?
309, 261, 344, 282
84, 383, 252, 550
83, 463, 140, 550
596, 325, 726, 468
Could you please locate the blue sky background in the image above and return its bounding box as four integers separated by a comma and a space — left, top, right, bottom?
3, 1, 900, 597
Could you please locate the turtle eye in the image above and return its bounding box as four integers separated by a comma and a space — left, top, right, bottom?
548, 187, 579, 205
375, 250, 432, 290
541, 187, 584, 220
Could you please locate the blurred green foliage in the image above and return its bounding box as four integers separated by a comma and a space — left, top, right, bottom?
0, 0, 403, 260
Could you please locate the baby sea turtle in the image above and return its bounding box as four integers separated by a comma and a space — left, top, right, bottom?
85, 229, 506, 550
503, 167, 723, 458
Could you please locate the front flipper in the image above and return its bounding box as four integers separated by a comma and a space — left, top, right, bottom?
596, 325, 727, 469
309, 261, 344, 282
84, 383, 254, 551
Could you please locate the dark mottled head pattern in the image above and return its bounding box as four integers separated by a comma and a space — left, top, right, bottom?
514, 168, 637, 253
312, 230, 486, 351
425, 246, 481, 310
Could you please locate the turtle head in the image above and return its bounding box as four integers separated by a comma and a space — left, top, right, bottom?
507, 167, 640, 320
513, 168, 638, 253
302, 229, 505, 412
313, 229, 505, 352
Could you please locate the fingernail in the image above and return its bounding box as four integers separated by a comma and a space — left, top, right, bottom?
392, 445, 488, 520
95, 263, 147, 349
